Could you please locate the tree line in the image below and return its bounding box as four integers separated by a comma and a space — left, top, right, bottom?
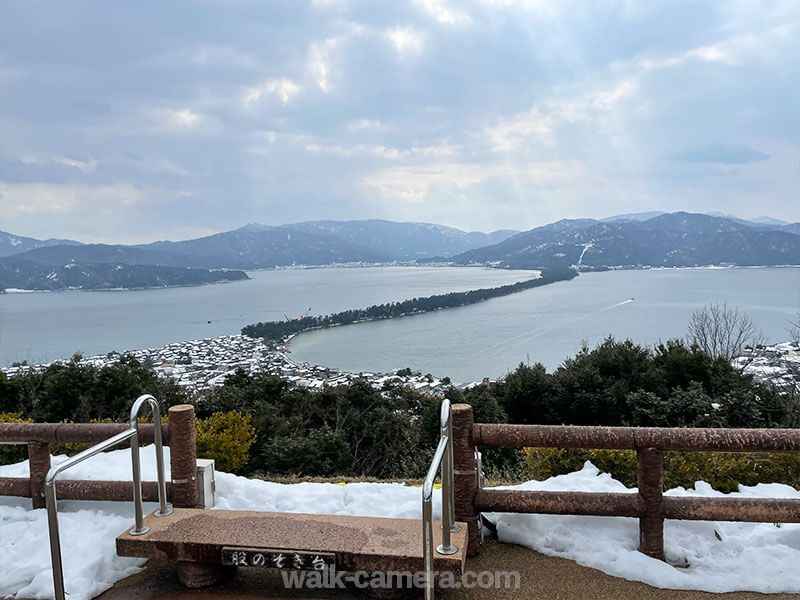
241, 268, 577, 343
2, 336, 796, 489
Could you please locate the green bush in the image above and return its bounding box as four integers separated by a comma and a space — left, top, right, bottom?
662, 451, 800, 493
523, 447, 800, 492
49, 417, 116, 457
523, 447, 640, 486
0, 413, 31, 465
195, 411, 256, 473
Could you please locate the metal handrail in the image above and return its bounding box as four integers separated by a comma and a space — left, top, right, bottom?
440, 400, 461, 537
44, 394, 171, 600
421, 399, 459, 600
129, 394, 172, 532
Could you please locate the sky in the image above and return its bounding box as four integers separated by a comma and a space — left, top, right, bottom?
0, 0, 798, 244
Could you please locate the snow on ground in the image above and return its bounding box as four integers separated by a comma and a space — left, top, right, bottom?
1, 448, 799, 600
486, 463, 800, 594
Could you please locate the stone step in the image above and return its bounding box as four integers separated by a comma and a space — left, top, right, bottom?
117, 508, 467, 578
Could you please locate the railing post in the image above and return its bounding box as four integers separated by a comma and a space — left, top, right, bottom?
169, 404, 233, 587
452, 403, 480, 556
168, 404, 198, 508
437, 400, 459, 555
28, 441, 50, 509
444, 404, 460, 534
637, 447, 664, 560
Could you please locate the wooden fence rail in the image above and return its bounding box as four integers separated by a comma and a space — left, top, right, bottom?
0, 404, 198, 509
451, 404, 800, 561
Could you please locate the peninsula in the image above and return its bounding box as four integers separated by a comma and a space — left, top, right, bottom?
242, 268, 577, 344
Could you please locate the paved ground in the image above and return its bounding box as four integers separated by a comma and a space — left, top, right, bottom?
439, 539, 797, 600
91, 538, 797, 600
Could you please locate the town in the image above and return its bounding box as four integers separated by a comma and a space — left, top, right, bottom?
1, 334, 454, 397
4, 336, 798, 400
736, 340, 800, 395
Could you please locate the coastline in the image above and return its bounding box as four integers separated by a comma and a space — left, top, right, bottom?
4, 262, 797, 294
0, 262, 507, 293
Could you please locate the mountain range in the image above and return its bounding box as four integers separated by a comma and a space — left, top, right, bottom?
0, 231, 82, 257
452, 212, 800, 269
0, 256, 248, 291
1, 213, 798, 291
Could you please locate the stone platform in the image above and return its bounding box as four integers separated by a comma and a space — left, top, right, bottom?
117, 508, 467, 585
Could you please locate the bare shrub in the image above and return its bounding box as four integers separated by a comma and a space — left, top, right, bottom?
687, 302, 762, 361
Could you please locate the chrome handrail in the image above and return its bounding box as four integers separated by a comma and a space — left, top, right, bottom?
440, 400, 461, 536
129, 394, 172, 533
44, 394, 171, 600
45, 428, 137, 600
421, 399, 458, 600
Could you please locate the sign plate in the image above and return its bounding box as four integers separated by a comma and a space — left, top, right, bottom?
221, 546, 336, 571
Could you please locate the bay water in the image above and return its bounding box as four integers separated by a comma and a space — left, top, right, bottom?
0, 266, 532, 366
289, 267, 800, 383
2, 266, 798, 384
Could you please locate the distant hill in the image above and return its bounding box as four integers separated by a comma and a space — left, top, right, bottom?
140, 228, 392, 268
0, 256, 248, 291
604, 211, 798, 231
452, 212, 800, 269
779, 223, 800, 235
706, 212, 790, 227
278, 220, 519, 259
10, 243, 217, 269
601, 211, 667, 222
5, 212, 797, 289
0, 230, 82, 258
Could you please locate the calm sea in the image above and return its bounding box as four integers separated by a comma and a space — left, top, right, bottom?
0, 266, 532, 366
2, 267, 798, 383
289, 267, 800, 383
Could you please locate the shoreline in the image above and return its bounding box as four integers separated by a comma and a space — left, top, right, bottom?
4, 263, 798, 294
0, 262, 511, 294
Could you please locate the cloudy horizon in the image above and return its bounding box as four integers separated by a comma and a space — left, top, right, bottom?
1, 0, 798, 244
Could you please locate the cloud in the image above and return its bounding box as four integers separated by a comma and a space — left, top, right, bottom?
360, 160, 581, 204
676, 143, 770, 165
0, 182, 150, 217
386, 26, 424, 58
347, 119, 383, 131
307, 36, 344, 92
168, 108, 203, 128
482, 78, 638, 152
19, 155, 98, 174
413, 0, 472, 26
311, 0, 348, 7
243, 78, 301, 105
1, 0, 798, 238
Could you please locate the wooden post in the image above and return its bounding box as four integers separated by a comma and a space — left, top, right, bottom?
451, 404, 481, 556
168, 404, 197, 508
637, 447, 664, 560
28, 441, 51, 509
168, 404, 233, 588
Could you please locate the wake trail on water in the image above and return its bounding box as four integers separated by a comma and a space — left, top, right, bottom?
482, 298, 635, 354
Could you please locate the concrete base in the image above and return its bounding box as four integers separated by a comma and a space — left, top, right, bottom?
177, 561, 235, 588
117, 508, 467, 593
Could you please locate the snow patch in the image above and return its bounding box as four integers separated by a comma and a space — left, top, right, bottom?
1, 453, 799, 599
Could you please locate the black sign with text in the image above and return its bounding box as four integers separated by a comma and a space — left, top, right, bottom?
221, 546, 336, 571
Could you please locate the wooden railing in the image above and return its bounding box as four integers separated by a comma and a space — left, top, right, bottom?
0, 405, 198, 509
449, 404, 800, 560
